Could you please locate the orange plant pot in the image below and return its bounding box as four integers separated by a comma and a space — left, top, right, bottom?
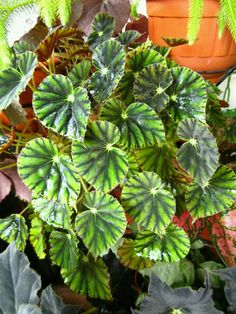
146, 0, 236, 83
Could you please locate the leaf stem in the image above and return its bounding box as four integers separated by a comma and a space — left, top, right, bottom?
0, 163, 16, 171
20, 203, 32, 215
79, 176, 88, 193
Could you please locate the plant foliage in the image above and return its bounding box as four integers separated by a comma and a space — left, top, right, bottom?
0, 12, 235, 307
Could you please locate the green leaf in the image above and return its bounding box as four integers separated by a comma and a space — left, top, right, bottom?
61, 252, 112, 300
33, 74, 91, 140
186, 166, 236, 219
0, 51, 37, 110
68, 60, 91, 88
117, 30, 141, 45
101, 100, 165, 148
166, 67, 207, 122
134, 224, 190, 262
18, 138, 80, 205
122, 172, 175, 234
118, 71, 136, 104
117, 238, 155, 271
72, 121, 128, 192
89, 39, 125, 102
134, 272, 221, 314
0, 243, 41, 314
0, 214, 28, 251
127, 47, 166, 73
88, 13, 115, 49
32, 197, 71, 230
75, 191, 126, 257
142, 261, 181, 286
49, 231, 78, 272
133, 63, 173, 112
135, 143, 175, 180
197, 261, 224, 289
29, 217, 47, 259
176, 119, 219, 185
127, 151, 140, 178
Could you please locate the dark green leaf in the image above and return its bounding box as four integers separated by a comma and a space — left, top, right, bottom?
186, 166, 236, 219
72, 121, 128, 192
117, 238, 155, 271
166, 67, 207, 122
49, 231, 78, 272
61, 251, 112, 300
177, 119, 219, 185
101, 100, 165, 148
33, 75, 91, 140
18, 138, 80, 205
122, 172, 175, 234
68, 60, 91, 88
0, 214, 28, 251
197, 261, 224, 289
126, 47, 166, 73
0, 52, 37, 110
135, 143, 175, 180
118, 71, 135, 104
88, 13, 115, 49
134, 224, 190, 262
134, 272, 221, 314
0, 243, 41, 314
117, 30, 141, 45
217, 266, 236, 313
32, 198, 72, 230
133, 63, 173, 112
29, 217, 47, 259
89, 39, 125, 102
75, 191, 126, 257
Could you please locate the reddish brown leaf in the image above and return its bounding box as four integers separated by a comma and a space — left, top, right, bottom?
0, 172, 12, 202
1, 159, 31, 202
76, 0, 130, 34
36, 27, 84, 61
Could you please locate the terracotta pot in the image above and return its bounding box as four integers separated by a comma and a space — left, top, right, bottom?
146, 0, 236, 83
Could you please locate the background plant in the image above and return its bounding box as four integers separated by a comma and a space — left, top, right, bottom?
188, 0, 236, 44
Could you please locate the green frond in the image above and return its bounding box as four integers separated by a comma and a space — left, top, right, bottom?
220, 0, 236, 41
187, 0, 204, 45
218, 5, 227, 39
57, 0, 74, 26
36, 0, 57, 27
0, 0, 36, 69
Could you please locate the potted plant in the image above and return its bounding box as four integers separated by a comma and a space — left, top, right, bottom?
146, 0, 236, 83
0, 11, 236, 313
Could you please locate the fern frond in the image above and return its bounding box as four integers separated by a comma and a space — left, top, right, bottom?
187, 0, 204, 45
57, 0, 74, 26
0, 0, 36, 69
218, 6, 227, 39
36, 0, 57, 27
220, 0, 236, 41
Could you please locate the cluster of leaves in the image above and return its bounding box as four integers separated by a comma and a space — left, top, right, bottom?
0, 243, 83, 314
0, 0, 131, 69
0, 12, 236, 304
135, 267, 236, 314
